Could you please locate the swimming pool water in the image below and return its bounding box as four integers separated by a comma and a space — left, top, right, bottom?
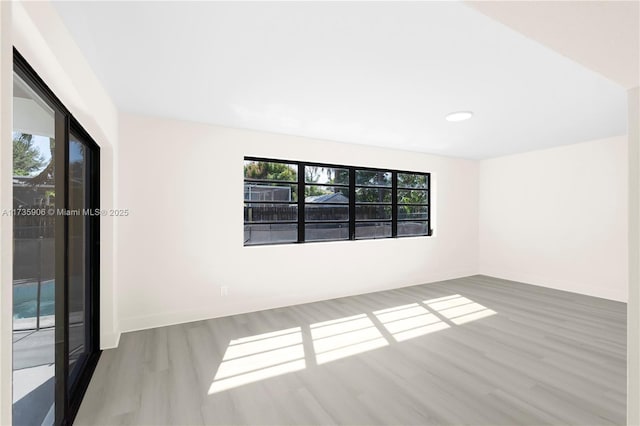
13, 280, 55, 319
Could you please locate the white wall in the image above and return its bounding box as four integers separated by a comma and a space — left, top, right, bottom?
117, 113, 479, 332
628, 86, 639, 426
479, 136, 628, 302
10, 0, 120, 348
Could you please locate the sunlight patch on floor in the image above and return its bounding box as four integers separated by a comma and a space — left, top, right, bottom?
424, 294, 496, 325
374, 303, 449, 342
311, 314, 388, 364
208, 327, 305, 394
209, 294, 498, 393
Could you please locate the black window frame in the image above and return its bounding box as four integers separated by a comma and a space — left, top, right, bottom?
354, 168, 393, 240
244, 157, 432, 246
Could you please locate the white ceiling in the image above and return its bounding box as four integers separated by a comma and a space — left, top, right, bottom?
52, 1, 628, 159
468, 0, 640, 90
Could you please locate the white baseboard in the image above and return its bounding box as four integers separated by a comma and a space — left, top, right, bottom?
100, 331, 121, 350
119, 269, 479, 334
478, 270, 627, 303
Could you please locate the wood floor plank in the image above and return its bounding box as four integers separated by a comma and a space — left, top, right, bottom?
74, 275, 626, 425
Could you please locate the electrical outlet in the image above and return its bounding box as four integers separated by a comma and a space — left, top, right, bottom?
220, 285, 229, 296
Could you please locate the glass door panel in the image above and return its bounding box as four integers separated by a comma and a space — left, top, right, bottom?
67, 136, 88, 386
12, 73, 57, 426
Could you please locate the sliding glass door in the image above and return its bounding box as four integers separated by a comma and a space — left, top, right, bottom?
12, 49, 101, 426
11, 69, 57, 426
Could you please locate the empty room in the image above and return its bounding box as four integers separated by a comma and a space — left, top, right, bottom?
1, 1, 639, 425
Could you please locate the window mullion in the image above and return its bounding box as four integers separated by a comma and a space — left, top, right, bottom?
427, 174, 432, 236
392, 171, 398, 237
349, 167, 355, 240
298, 163, 305, 243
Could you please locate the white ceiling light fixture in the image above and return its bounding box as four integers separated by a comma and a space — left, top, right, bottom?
445, 111, 474, 122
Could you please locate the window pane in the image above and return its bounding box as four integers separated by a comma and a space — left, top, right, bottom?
305, 186, 349, 203
398, 221, 429, 236
244, 204, 297, 223
68, 136, 88, 385
244, 160, 297, 182
355, 187, 391, 203
305, 166, 349, 185
305, 223, 349, 242
355, 222, 392, 239
397, 189, 428, 205
305, 205, 349, 222
244, 183, 297, 202
397, 173, 427, 189
356, 170, 391, 187
398, 205, 429, 220
12, 73, 56, 426
356, 205, 391, 220
244, 224, 297, 245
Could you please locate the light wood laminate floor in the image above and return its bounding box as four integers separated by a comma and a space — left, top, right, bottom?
75, 275, 626, 425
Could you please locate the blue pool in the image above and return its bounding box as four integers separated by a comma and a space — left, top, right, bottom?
13, 280, 55, 319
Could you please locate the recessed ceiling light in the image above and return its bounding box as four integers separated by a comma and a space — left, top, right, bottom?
445, 111, 473, 122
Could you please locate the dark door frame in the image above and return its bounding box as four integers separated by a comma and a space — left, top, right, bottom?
13, 48, 101, 426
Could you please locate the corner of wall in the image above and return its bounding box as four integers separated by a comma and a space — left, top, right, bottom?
627, 85, 640, 426
476, 136, 629, 302
100, 332, 121, 350
476, 159, 484, 276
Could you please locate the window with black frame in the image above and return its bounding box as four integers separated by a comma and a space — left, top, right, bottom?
354, 169, 392, 239
243, 160, 299, 245
243, 157, 431, 246
304, 165, 350, 242
397, 173, 430, 236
